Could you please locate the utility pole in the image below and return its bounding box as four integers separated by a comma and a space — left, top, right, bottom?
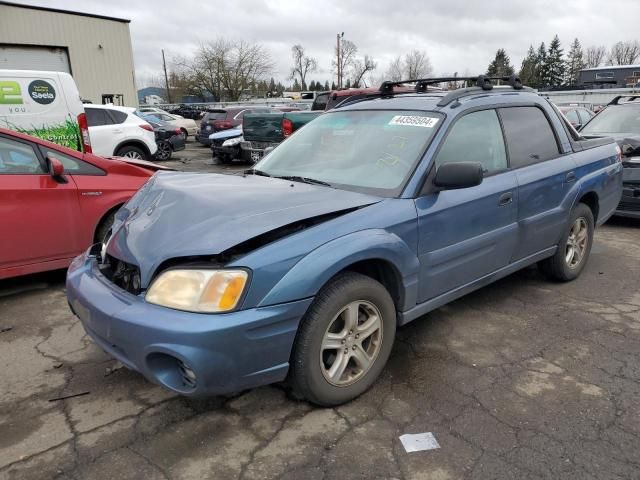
162, 49, 172, 103
336, 34, 341, 89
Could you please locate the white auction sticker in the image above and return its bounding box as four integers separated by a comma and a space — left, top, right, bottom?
389, 115, 439, 128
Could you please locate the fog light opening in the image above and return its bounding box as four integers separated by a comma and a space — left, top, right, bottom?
146, 352, 197, 393
178, 359, 197, 389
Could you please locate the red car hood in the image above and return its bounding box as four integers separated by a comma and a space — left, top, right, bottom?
107, 156, 175, 171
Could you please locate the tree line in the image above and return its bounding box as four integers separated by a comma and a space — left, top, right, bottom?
487, 38, 640, 89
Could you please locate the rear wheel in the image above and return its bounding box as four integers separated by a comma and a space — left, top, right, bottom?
115, 145, 148, 161
289, 272, 396, 406
155, 141, 172, 161
539, 202, 594, 281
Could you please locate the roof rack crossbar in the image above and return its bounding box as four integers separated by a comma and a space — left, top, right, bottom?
608, 94, 640, 105
379, 75, 524, 95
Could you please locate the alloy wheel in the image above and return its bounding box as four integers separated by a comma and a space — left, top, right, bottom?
320, 300, 383, 386
156, 142, 171, 160
565, 217, 588, 268
123, 150, 143, 160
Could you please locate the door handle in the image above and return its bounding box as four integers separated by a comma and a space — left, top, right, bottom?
499, 192, 513, 206
566, 171, 576, 183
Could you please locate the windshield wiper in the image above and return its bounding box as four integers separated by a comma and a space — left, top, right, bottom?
273, 175, 332, 187
245, 168, 272, 177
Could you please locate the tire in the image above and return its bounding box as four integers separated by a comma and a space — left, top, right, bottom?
95, 210, 116, 244
115, 145, 148, 161
289, 272, 396, 406
539, 202, 594, 282
155, 141, 172, 161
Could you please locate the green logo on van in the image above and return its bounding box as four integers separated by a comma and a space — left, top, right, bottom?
0, 81, 23, 104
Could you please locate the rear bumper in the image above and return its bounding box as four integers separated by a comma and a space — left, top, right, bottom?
65, 250, 313, 396
170, 135, 186, 151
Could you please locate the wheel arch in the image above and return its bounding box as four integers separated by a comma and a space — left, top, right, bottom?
257, 229, 420, 315
114, 139, 152, 160
577, 191, 599, 223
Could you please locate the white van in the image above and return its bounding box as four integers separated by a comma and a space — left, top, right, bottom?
0, 69, 91, 152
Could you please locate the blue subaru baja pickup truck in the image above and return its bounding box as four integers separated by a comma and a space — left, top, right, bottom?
67, 75, 623, 406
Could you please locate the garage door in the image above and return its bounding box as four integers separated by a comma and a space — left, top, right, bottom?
0, 45, 71, 73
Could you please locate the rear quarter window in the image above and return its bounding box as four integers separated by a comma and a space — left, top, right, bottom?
499, 107, 560, 168
85, 108, 113, 127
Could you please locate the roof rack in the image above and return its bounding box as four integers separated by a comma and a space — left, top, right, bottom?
378, 75, 532, 107
608, 94, 640, 105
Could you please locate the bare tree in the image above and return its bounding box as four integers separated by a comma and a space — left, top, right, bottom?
333, 39, 358, 88
351, 55, 377, 87
385, 56, 404, 82
178, 39, 273, 101
404, 50, 433, 79
585, 45, 607, 68
607, 41, 640, 66
289, 44, 317, 91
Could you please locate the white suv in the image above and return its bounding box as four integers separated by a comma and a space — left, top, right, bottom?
84, 105, 157, 160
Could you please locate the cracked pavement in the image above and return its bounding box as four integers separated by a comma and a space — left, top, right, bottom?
1, 145, 639, 479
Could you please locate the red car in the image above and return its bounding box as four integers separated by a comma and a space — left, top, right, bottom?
0, 128, 171, 280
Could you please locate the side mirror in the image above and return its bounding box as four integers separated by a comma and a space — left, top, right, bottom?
434, 161, 483, 190
49, 157, 65, 177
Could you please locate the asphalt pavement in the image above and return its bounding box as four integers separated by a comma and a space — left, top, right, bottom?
1, 140, 639, 480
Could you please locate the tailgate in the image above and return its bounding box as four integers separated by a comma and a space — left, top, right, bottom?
242, 113, 284, 142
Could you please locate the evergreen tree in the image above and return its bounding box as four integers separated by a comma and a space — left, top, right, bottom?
292, 78, 301, 91
519, 45, 539, 88
546, 35, 565, 87
331, 81, 337, 90
345, 78, 352, 89
324, 80, 331, 90
268, 77, 276, 93
486, 49, 515, 78
276, 81, 285, 97
308, 80, 316, 91
565, 38, 585, 86
536, 42, 548, 87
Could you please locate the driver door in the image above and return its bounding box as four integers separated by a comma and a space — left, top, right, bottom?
0, 134, 81, 270
415, 109, 519, 302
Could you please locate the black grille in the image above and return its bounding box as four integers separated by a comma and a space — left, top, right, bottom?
212, 138, 225, 147
619, 200, 640, 212
99, 255, 142, 295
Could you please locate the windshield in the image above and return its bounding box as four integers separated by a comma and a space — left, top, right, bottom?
254, 110, 442, 197
581, 106, 640, 135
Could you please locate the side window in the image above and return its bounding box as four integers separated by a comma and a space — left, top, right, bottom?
85, 108, 113, 127
435, 109, 507, 175
0, 137, 45, 174
40, 148, 105, 175
499, 107, 560, 168
107, 109, 128, 124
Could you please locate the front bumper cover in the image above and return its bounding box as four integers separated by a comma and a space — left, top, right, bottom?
65, 249, 312, 396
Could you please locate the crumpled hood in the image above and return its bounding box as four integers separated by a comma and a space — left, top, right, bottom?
107, 172, 380, 284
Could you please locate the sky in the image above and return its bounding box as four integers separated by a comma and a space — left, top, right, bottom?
16, 0, 640, 89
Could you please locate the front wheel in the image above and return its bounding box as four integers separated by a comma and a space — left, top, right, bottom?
289, 272, 396, 406
539, 202, 594, 281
